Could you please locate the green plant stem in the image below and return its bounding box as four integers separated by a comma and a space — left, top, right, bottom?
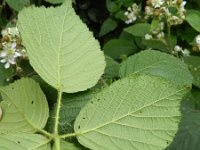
101, 77, 108, 87
54, 88, 63, 150
60, 132, 81, 139
167, 22, 173, 52
37, 128, 53, 138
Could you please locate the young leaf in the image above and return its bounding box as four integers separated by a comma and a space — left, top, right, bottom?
74, 75, 189, 150
186, 10, 200, 32
17, 1, 105, 93
184, 56, 200, 88
120, 50, 193, 86
5, 0, 30, 11
124, 23, 151, 37
103, 39, 137, 59
99, 18, 118, 37
0, 78, 49, 133
0, 133, 51, 150
142, 39, 168, 51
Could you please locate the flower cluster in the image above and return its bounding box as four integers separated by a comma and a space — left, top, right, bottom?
145, 0, 187, 25
124, 3, 140, 24
173, 45, 190, 56
0, 27, 26, 69
145, 22, 165, 40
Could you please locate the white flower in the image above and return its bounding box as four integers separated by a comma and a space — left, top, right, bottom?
7, 27, 19, 37
145, 6, 153, 16
124, 3, 140, 24
151, 0, 165, 8
196, 35, 200, 45
174, 45, 182, 52
157, 32, 165, 39
182, 49, 190, 56
0, 42, 21, 69
145, 34, 153, 40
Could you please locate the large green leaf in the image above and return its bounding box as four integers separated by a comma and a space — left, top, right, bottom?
74, 75, 189, 150
0, 78, 49, 133
5, 0, 30, 11
0, 133, 51, 150
120, 50, 193, 86
184, 56, 200, 88
17, 1, 105, 93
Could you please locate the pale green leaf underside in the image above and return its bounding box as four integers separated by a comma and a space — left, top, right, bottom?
0, 133, 51, 150
0, 78, 49, 133
53, 140, 80, 150
120, 50, 193, 86
74, 75, 189, 150
17, 1, 105, 93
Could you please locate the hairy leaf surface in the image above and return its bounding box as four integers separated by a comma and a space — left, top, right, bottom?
0, 78, 49, 133
53, 140, 80, 150
74, 75, 189, 150
17, 1, 105, 93
0, 133, 51, 150
120, 50, 193, 86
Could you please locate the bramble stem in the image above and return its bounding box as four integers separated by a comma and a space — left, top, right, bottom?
60, 132, 80, 139
54, 88, 63, 150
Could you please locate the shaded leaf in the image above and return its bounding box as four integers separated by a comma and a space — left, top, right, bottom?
184, 56, 200, 88
5, 0, 30, 11
104, 56, 120, 79
124, 23, 151, 37
47, 90, 94, 134
103, 39, 137, 59
120, 50, 193, 86
45, 0, 65, 4
167, 100, 200, 150
99, 18, 118, 37
186, 10, 200, 32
